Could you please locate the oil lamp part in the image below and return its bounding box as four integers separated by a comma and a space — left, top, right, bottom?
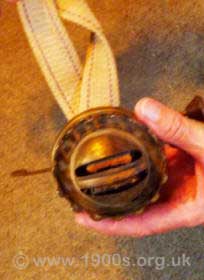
52, 107, 167, 220
11, 95, 204, 220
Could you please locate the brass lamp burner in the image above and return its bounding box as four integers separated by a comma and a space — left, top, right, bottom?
11, 95, 204, 220
52, 107, 167, 220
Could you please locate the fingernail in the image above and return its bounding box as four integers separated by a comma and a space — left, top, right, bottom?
139, 99, 161, 122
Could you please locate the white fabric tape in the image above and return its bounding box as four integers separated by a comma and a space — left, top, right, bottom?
17, 0, 120, 119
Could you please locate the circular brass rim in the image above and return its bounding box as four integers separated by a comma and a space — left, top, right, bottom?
52, 106, 167, 218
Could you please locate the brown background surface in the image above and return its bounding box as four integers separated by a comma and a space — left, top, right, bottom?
1, 1, 204, 279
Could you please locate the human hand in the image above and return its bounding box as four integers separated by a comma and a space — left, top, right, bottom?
75, 97, 204, 237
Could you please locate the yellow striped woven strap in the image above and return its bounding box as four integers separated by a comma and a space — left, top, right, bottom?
17, 0, 120, 119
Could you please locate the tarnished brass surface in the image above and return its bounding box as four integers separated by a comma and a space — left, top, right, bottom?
52, 107, 167, 219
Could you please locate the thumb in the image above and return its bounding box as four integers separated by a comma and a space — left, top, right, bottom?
135, 97, 204, 164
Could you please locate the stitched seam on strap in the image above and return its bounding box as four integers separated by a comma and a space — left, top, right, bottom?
45, 1, 81, 78
86, 41, 96, 109
106, 50, 114, 105
22, 1, 74, 115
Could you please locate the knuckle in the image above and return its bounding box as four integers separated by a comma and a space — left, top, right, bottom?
163, 113, 185, 141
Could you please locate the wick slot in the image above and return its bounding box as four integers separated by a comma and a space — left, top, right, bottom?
75, 150, 142, 177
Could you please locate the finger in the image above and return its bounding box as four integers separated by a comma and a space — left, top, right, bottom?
135, 98, 204, 164
75, 199, 201, 237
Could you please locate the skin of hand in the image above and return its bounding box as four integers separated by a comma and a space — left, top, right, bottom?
75, 97, 204, 237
